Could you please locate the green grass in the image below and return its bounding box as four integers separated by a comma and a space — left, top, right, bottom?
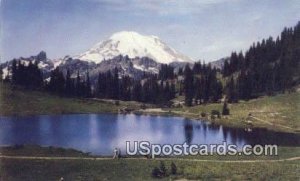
170, 91, 300, 133
0, 145, 91, 157
0, 146, 299, 180
0, 83, 143, 116
1, 159, 299, 181
1, 145, 299, 160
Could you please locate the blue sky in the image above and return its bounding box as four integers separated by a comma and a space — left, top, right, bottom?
1, 0, 300, 63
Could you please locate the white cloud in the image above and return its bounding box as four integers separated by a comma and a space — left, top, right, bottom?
88, 0, 241, 15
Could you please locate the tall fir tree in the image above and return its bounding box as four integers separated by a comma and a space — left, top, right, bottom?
65, 69, 73, 96
184, 64, 194, 106
85, 71, 92, 97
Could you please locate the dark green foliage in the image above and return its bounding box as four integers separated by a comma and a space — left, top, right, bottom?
131, 81, 142, 102
151, 167, 161, 178
112, 68, 119, 99
192, 61, 203, 74
178, 67, 183, 75
223, 22, 300, 99
159, 64, 174, 80
73, 71, 91, 98
96, 69, 175, 105
65, 69, 74, 96
119, 75, 131, 101
48, 67, 65, 95
171, 162, 177, 175
159, 161, 167, 177
222, 101, 230, 115
46, 68, 92, 98
11, 59, 17, 84
10, 59, 43, 89
151, 161, 176, 178
211, 110, 221, 118
226, 77, 238, 103
184, 64, 194, 106
85, 71, 92, 97
192, 62, 223, 104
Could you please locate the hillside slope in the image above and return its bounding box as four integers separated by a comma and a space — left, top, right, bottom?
171, 90, 300, 133
0, 84, 141, 116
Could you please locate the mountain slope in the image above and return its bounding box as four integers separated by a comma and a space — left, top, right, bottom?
1, 32, 193, 81
74, 31, 193, 64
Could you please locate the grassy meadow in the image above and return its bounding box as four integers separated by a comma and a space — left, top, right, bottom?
168, 91, 300, 133
0, 145, 299, 180
0, 83, 299, 180
0, 83, 143, 116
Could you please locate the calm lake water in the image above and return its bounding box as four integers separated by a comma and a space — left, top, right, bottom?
0, 114, 299, 155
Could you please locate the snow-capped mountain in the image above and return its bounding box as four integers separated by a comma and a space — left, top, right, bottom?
1, 32, 194, 81
1, 51, 55, 79
74, 31, 193, 64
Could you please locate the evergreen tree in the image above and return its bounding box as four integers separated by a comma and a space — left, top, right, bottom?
75, 71, 82, 97
119, 75, 131, 101
223, 22, 300, 97
184, 64, 194, 106
227, 77, 238, 103
223, 59, 230, 77
85, 71, 92, 97
112, 68, 119, 99
178, 67, 183, 75
97, 72, 106, 98
48, 67, 65, 95
132, 81, 142, 102
194, 78, 202, 104
192, 61, 202, 74
170, 82, 176, 99
65, 69, 72, 96
222, 101, 230, 115
11, 59, 17, 84
159, 64, 174, 80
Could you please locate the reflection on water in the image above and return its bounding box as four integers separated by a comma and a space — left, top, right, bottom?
0, 114, 299, 155
184, 121, 193, 144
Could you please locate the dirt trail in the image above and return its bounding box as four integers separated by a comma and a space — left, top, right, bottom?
249, 116, 294, 130
1, 155, 300, 163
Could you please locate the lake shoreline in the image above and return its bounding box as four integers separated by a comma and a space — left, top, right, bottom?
1, 109, 298, 134
1, 83, 299, 134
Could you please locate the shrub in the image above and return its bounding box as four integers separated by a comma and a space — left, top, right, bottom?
222, 101, 230, 115
200, 112, 206, 117
211, 110, 221, 118
159, 161, 167, 177
151, 167, 161, 178
171, 162, 177, 175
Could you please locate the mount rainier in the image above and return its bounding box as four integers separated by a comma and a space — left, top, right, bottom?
1, 31, 193, 81
74, 31, 193, 64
